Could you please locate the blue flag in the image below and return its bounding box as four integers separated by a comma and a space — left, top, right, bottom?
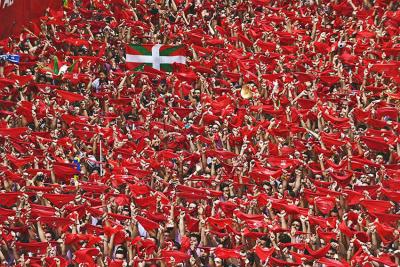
0, 54, 20, 64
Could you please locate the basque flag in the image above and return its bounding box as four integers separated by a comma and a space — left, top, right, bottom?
125, 44, 186, 71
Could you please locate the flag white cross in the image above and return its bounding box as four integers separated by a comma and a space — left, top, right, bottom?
126, 44, 186, 70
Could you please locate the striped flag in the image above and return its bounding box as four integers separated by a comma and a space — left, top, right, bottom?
125, 44, 186, 71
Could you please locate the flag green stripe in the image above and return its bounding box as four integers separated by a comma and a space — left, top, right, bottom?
160, 64, 174, 72
67, 61, 76, 73
129, 44, 152, 55
160, 45, 184, 56
53, 56, 59, 75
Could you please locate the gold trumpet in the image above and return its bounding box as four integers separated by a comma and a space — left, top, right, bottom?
240, 84, 253, 99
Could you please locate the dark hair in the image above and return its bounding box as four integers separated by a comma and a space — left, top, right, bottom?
36, 174, 45, 182
189, 233, 200, 243
45, 230, 56, 240
115, 246, 127, 256
260, 235, 272, 247
220, 183, 229, 191
278, 233, 291, 243
123, 206, 130, 212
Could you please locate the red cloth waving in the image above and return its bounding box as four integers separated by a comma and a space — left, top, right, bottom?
161, 250, 190, 263
0, 192, 22, 207
214, 247, 241, 259
74, 248, 100, 267
360, 199, 392, 213
315, 197, 336, 215
136, 215, 160, 232
305, 243, 331, 259
43, 194, 76, 208
254, 246, 275, 261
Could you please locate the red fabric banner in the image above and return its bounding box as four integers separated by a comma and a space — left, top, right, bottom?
0, 0, 62, 39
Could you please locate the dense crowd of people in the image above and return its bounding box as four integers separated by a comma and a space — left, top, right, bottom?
0, 0, 399, 266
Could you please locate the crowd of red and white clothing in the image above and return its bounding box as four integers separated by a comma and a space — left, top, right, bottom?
0, 0, 399, 266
